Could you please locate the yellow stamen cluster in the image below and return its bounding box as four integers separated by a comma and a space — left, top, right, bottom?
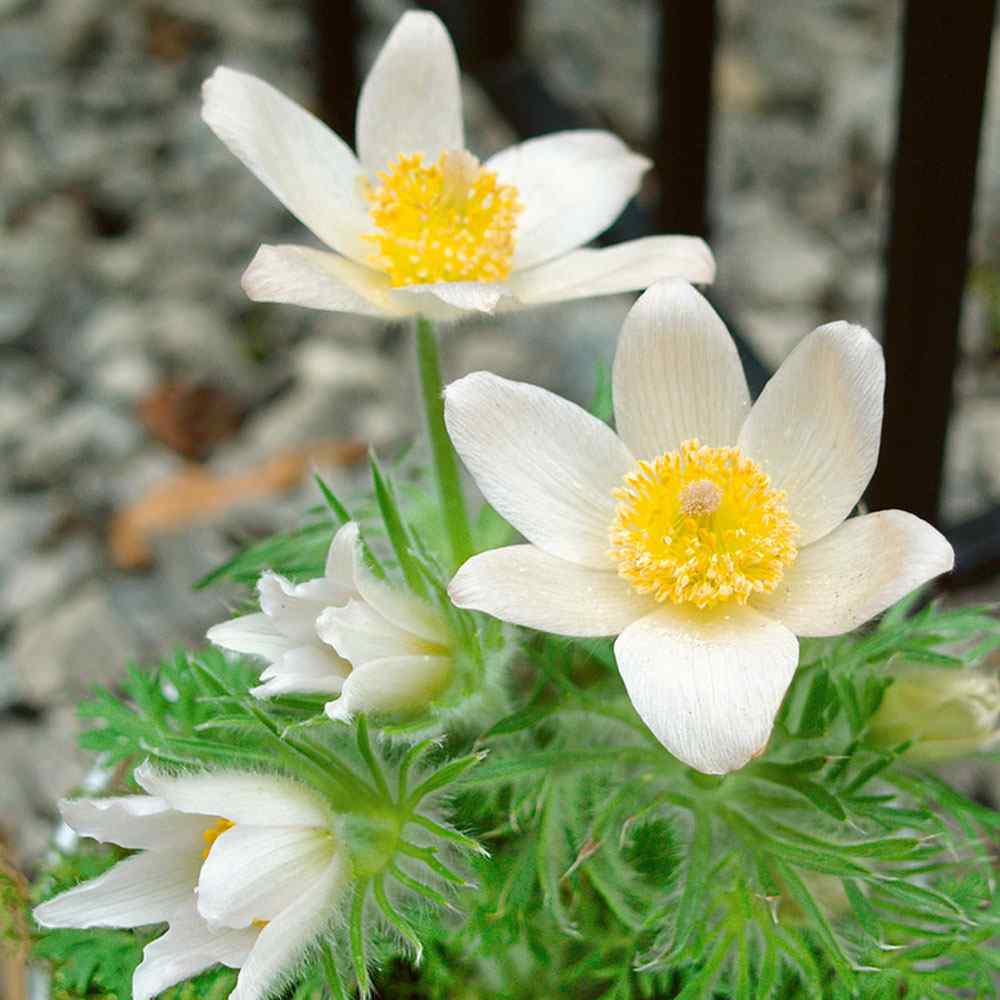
609, 439, 798, 609
363, 150, 522, 287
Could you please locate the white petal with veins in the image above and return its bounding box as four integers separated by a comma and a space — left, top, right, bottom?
488, 130, 650, 269
136, 767, 329, 828
615, 604, 798, 774
202, 68, 369, 261
613, 280, 750, 459
738, 321, 884, 546
449, 545, 654, 636
754, 510, 954, 636
444, 371, 634, 567
355, 12, 464, 176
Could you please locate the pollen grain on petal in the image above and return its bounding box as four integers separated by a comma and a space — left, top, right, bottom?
363, 150, 523, 288
609, 439, 798, 609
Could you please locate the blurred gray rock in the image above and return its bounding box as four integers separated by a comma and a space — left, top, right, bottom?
0, 363, 63, 449
14, 400, 142, 484
0, 536, 101, 622
719, 204, 836, 307
109, 526, 234, 656
10, 582, 143, 703
145, 299, 260, 388
0, 497, 61, 565
739, 306, 823, 370
0, 705, 90, 865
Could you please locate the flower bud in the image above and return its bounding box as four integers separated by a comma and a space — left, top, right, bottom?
868, 666, 1000, 762
208, 521, 459, 724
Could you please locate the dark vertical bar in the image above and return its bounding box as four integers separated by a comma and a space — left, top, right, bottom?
309, 0, 360, 144
476, 0, 523, 66
869, 2, 996, 525
656, 0, 717, 238
418, 0, 524, 68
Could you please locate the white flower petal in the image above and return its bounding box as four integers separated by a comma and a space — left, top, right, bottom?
325, 655, 453, 721
202, 68, 369, 261
230, 854, 350, 1000
508, 237, 716, 306
449, 545, 653, 636
343, 523, 450, 645
207, 613, 294, 662
317, 599, 422, 665
325, 522, 359, 584
488, 131, 650, 270
251, 672, 346, 699
197, 825, 337, 929
395, 280, 508, 314
355, 11, 463, 175
444, 372, 634, 567
612, 280, 750, 459
242, 244, 409, 318
614, 604, 799, 774
59, 796, 214, 851
135, 767, 329, 828
285, 576, 353, 605
133, 902, 258, 1000
33, 849, 201, 929
250, 646, 351, 700
257, 573, 327, 641
738, 321, 885, 546
754, 510, 954, 637
267, 646, 351, 681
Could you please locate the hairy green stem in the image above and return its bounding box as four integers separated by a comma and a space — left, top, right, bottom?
321, 942, 348, 1000
415, 316, 474, 572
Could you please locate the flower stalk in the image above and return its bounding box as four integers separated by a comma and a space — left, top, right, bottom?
415, 315, 474, 572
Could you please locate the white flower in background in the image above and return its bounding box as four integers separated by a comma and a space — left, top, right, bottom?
201, 12, 714, 321
208, 523, 453, 720
444, 279, 954, 774
316, 525, 454, 722
34, 765, 349, 1000
207, 526, 356, 699
869, 665, 1000, 761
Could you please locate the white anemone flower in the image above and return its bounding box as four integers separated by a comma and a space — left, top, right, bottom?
208, 523, 453, 721
34, 765, 349, 1000
443, 279, 955, 774
201, 12, 714, 321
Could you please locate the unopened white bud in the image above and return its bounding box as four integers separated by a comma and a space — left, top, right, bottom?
869, 666, 1000, 762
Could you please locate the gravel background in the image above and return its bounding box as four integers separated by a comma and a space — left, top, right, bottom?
2, 0, 999, 870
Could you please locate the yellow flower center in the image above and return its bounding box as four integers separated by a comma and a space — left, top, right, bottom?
609, 439, 798, 609
201, 818, 234, 859
363, 150, 522, 287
